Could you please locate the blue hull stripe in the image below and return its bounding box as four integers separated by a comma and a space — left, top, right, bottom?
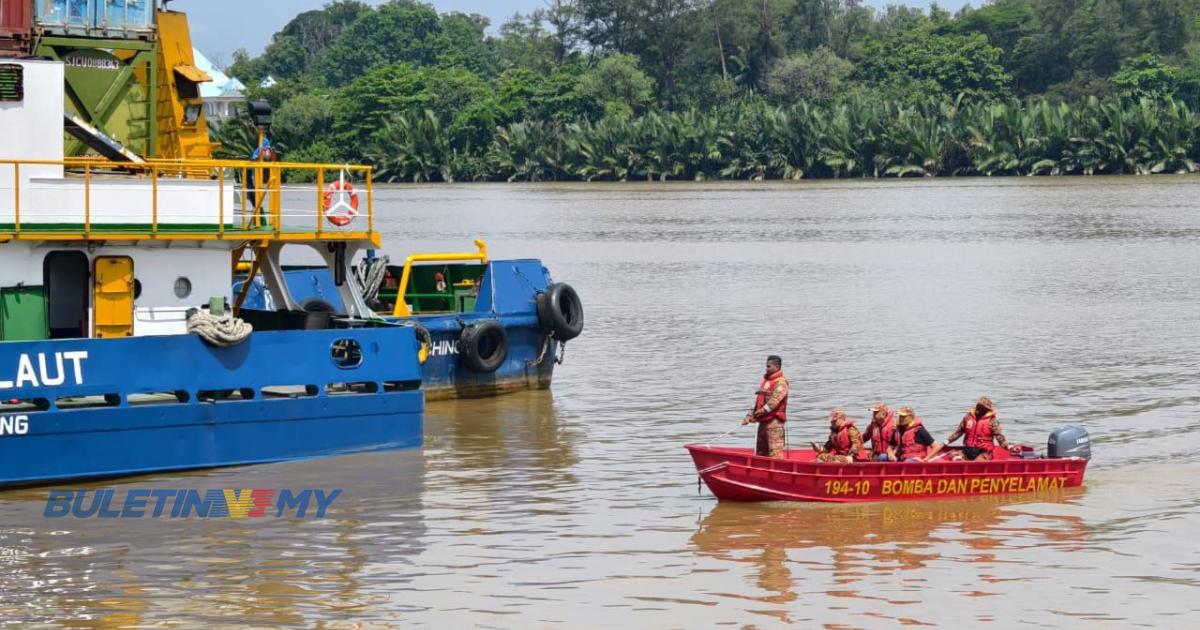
0, 327, 424, 486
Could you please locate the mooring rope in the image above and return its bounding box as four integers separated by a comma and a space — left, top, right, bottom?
356, 255, 390, 304
186, 309, 253, 347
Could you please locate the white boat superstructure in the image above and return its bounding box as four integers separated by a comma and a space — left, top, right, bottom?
0, 59, 381, 341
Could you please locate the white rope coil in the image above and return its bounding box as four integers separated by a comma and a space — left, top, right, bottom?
187, 309, 253, 347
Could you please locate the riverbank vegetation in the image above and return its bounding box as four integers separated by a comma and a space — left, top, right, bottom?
218, 0, 1200, 181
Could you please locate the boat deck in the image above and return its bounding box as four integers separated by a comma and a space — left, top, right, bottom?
0, 157, 379, 245
0, 222, 376, 243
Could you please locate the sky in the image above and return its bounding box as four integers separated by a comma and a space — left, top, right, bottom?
181, 0, 975, 67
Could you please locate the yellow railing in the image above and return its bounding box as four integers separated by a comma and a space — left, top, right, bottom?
391, 239, 490, 317
0, 157, 378, 245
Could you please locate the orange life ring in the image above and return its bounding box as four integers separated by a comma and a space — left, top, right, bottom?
323, 180, 359, 227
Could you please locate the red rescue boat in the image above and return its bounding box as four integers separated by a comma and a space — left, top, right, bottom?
687, 426, 1091, 503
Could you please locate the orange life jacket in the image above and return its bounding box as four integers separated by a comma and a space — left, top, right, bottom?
963, 411, 997, 452
867, 412, 896, 456
896, 418, 929, 460
830, 421, 869, 461
754, 371, 787, 423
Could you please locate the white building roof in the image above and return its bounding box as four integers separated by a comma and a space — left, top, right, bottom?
192, 48, 246, 98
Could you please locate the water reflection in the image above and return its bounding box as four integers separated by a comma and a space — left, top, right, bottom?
691, 492, 1091, 618
426, 389, 580, 478
0, 449, 426, 625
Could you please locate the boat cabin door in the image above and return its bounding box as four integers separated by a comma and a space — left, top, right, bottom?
44, 251, 89, 339
93, 256, 135, 338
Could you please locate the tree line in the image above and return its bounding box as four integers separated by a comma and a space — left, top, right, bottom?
216, 0, 1200, 181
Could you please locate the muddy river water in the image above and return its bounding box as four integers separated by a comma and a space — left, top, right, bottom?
2, 178, 1199, 627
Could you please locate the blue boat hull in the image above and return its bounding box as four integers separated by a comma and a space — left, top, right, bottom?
237, 259, 561, 400
0, 328, 424, 487
417, 314, 556, 400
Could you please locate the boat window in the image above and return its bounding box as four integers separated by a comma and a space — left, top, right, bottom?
331, 339, 363, 368
55, 394, 122, 410
174, 276, 193, 299
326, 382, 380, 396
261, 385, 319, 399
1, 398, 51, 412
127, 391, 190, 406
44, 251, 90, 339
383, 380, 421, 392
197, 388, 256, 402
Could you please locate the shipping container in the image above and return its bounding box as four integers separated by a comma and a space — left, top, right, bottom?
0, 0, 33, 53
33, 0, 156, 38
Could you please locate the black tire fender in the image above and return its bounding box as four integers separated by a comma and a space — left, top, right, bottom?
458, 320, 508, 373
536, 282, 584, 341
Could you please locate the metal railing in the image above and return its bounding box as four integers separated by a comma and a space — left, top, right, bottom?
0, 157, 376, 244
391, 240, 489, 317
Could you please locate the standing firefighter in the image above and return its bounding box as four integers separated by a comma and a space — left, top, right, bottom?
742, 355, 790, 458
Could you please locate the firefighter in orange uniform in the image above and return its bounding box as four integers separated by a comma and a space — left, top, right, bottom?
946, 396, 1017, 461
814, 408, 870, 463
864, 402, 897, 461
893, 406, 945, 462
742, 355, 790, 458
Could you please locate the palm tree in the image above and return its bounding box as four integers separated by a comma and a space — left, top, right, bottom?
490, 120, 562, 182
368, 110, 452, 183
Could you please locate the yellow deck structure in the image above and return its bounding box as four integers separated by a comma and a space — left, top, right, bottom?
153, 9, 216, 161
0, 157, 378, 246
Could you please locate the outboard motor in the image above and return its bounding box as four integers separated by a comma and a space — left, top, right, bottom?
1047, 425, 1091, 460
